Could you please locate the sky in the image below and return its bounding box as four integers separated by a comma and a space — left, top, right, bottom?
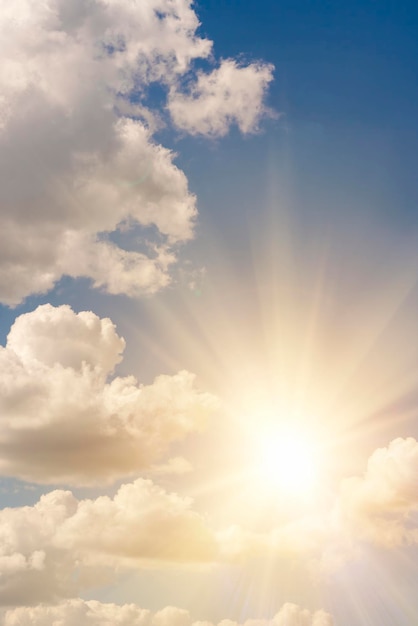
1, 0, 418, 624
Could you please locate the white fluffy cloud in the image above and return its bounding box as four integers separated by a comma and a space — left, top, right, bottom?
168, 60, 274, 137
4, 419, 417, 606
0, 479, 216, 605
0, 304, 217, 485
337, 437, 418, 547
57, 479, 216, 564
0, 0, 274, 305
2, 600, 334, 626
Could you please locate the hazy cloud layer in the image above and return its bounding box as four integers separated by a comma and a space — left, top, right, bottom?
2, 600, 334, 625
0, 304, 217, 485
0, 0, 273, 305
217, 517, 329, 563
0, 479, 216, 605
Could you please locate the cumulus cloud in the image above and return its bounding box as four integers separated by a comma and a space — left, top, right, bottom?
7, 426, 417, 606
0, 0, 274, 305
57, 479, 216, 564
0, 479, 216, 605
216, 437, 418, 570
0, 466, 333, 605
337, 437, 418, 547
0, 490, 82, 605
0, 304, 217, 485
2, 600, 334, 625
168, 60, 274, 137
224, 437, 418, 569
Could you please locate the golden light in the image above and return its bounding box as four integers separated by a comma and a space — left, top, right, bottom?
255, 428, 319, 496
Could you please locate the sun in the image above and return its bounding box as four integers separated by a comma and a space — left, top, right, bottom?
255, 427, 319, 496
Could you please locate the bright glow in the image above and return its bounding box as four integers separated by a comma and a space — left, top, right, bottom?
256, 428, 319, 496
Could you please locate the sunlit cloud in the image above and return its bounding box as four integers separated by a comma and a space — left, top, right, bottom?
1, 428, 417, 607
0, 304, 218, 485
216, 436, 418, 568
337, 437, 418, 547
1, 600, 334, 626
1, 0, 417, 623
0, 479, 216, 605
168, 60, 274, 137
0, 0, 274, 305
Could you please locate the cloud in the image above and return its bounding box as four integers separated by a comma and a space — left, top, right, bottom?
0, 304, 217, 485
148, 456, 194, 476
223, 436, 418, 573
2, 600, 334, 625
215, 437, 418, 571
0, 0, 274, 305
337, 437, 418, 547
272, 603, 334, 626
2, 599, 150, 626
7, 426, 417, 606
0, 467, 333, 605
57, 479, 216, 564
168, 60, 275, 137
0, 490, 80, 605
0, 479, 216, 605
216, 515, 329, 563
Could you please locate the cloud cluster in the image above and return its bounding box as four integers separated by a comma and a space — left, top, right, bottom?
218, 436, 418, 570
338, 437, 418, 547
0, 304, 217, 485
2, 600, 334, 626
0, 476, 334, 606
0, 473, 333, 605
0, 479, 216, 605
0, 0, 274, 305
2, 409, 415, 607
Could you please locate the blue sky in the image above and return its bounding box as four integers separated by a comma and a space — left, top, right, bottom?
194, 0, 418, 228
1, 1, 418, 625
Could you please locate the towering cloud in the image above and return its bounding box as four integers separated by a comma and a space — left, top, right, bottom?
0, 0, 274, 305
0, 304, 217, 485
